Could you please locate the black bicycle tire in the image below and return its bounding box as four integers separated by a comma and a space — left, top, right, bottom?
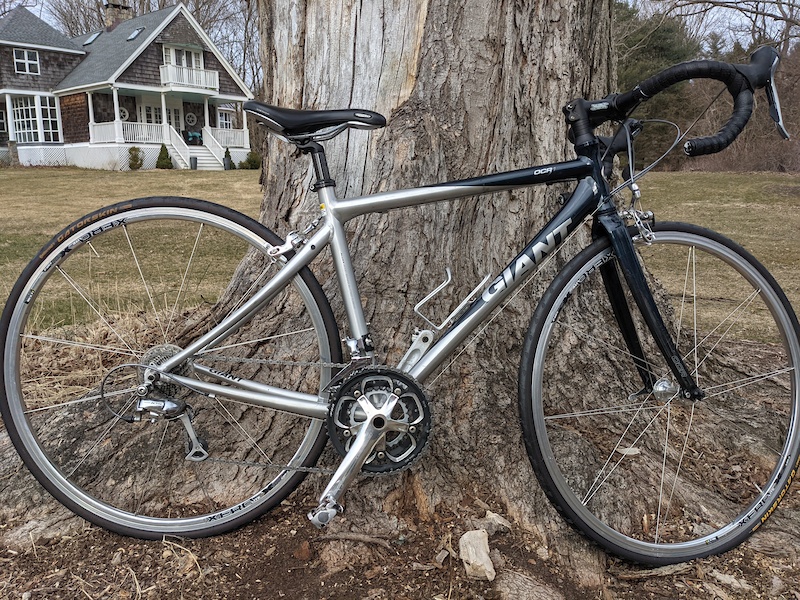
519, 221, 800, 564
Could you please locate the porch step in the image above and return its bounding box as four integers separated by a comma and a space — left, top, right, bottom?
188, 146, 224, 171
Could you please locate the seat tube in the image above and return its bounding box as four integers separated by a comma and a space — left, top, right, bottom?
317, 186, 371, 344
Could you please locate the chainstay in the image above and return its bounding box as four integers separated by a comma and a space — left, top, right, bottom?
198, 354, 349, 370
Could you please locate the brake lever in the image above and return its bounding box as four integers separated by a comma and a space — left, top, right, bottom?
766, 77, 790, 139
765, 50, 790, 140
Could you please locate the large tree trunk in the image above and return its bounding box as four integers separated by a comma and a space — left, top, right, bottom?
255, 0, 614, 589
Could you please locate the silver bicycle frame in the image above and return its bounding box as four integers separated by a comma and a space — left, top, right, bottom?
158, 156, 601, 418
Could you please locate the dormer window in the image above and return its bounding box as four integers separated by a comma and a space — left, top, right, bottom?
14, 48, 39, 75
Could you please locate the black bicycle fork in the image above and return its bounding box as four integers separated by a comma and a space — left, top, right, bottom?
593, 202, 705, 401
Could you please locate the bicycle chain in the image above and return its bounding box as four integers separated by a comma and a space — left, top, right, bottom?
204, 455, 336, 474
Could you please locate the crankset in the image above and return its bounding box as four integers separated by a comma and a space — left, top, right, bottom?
327, 366, 432, 474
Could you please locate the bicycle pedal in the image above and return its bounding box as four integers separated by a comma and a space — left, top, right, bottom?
308, 499, 343, 528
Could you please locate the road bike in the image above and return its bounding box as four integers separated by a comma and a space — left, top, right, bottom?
1, 46, 797, 565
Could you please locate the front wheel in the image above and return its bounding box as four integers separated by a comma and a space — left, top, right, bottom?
1, 197, 341, 538
519, 222, 800, 564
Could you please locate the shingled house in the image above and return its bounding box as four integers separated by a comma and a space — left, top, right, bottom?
0, 2, 253, 170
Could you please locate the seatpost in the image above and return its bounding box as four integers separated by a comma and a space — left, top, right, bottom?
298, 141, 336, 191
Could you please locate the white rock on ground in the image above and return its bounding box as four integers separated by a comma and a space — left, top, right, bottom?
459, 529, 496, 581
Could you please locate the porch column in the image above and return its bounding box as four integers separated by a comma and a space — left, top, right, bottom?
87, 92, 95, 143
34, 95, 44, 143
160, 92, 169, 143
5, 93, 15, 143
241, 104, 250, 150
4, 94, 19, 166
111, 87, 124, 143
203, 98, 210, 129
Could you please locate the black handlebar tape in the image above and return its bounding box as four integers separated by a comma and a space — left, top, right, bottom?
617, 59, 753, 157
609, 47, 779, 157
684, 89, 754, 156
639, 60, 747, 98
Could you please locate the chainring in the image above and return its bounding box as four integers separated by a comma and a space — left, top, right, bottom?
328, 366, 432, 474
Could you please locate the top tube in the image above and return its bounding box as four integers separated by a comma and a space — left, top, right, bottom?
324, 157, 595, 222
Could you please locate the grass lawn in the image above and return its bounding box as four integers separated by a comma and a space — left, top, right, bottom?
0, 167, 263, 299
638, 171, 800, 308
1, 166, 798, 308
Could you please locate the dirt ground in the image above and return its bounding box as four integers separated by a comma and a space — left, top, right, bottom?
1, 479, 798, 600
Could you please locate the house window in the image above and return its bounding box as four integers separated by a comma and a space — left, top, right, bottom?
127, 27, 145, 41
218, 110, 233, 129
163, 46, 203, 70
41, 97, 61, 143
12, 97, 38, 143
83, 31, 102, 46
14, 48, 40, 75
0, 110, 6, 133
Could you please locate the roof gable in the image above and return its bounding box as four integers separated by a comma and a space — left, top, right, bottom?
53, 3, 251, 99
0, 6, 84, 54
55, 5, 177, 91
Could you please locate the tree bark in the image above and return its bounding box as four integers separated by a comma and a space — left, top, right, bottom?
255, 0, 613, 587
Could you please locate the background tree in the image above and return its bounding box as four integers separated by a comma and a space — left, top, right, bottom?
609, 1, 799, 172
0, 0, 34, 17
254, 0, 614, 587
614, 0, 702, 169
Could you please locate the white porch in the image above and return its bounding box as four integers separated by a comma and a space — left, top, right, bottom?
86, 87, 250, 170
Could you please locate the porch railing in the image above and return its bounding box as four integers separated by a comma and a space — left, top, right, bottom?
91, 122, 164, 144
92, 122, 117, 143
169, 125, 191, 168
160, 64, 219, 91
208, 127, 248, 149
123, 122, 163, 144
202, 126, 225, 165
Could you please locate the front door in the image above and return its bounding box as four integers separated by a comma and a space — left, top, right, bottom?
138, 104, 163, 125
166, 105, 183, 131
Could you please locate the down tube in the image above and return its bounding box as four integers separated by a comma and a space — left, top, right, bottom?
409, 177, 601, 383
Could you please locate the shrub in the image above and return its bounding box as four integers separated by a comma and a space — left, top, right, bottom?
238, 150, 262, 170
156, 144, 173, 169
128, 146, 143, 171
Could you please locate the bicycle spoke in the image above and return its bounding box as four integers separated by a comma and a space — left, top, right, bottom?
197, 327, 317, 355
133, 423, 170, 515
123, 225, 168, 344
21, 333, 138, 359
657, 402, 695, 544
526, 224, 800, 563
54, 266, 138, 356
64, 395, 139, 479
165, 223, 205, 341
583, 393, 674, 506
210, 399, 274, 466
23, 385, 139, 414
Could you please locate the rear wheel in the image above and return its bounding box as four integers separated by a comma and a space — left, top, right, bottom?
519, 222, 800, 564
1, 197, 341, 538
